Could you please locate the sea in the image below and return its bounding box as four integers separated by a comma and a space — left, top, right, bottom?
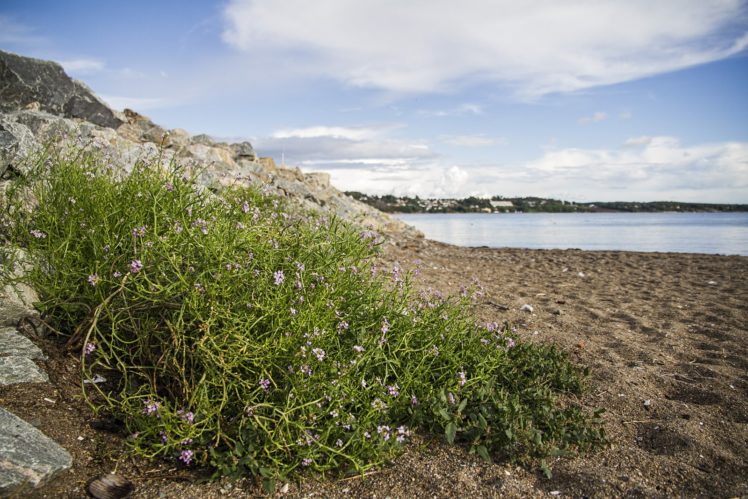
395, 212, 748, 256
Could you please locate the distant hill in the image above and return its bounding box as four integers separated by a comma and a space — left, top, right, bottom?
345, 192, 748, 214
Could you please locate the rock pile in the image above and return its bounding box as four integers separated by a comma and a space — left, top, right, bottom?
0, 49, 420, 238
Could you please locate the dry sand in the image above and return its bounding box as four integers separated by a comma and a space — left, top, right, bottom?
3, 237, 747, 498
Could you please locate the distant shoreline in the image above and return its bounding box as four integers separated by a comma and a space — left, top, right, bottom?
346, 192, 748, 214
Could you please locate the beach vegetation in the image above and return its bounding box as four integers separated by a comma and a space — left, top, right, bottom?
0, 146, 605, 489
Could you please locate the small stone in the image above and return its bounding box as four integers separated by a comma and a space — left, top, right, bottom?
552, 309, 562, 315
577, 272, 586, 278
643, 399, 652, 408
707, 280, 717, 285
520, 304, 534, 313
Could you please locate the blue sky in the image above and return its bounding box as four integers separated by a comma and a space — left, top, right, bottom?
2, 0, 747, 202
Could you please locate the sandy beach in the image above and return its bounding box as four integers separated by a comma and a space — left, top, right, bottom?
4, 238, 747, 498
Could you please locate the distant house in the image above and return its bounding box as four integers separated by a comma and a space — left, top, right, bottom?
490, 200, 513, 208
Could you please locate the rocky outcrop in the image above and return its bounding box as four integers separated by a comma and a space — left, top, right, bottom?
0, 50, 122, 129
0, 50, 419, 239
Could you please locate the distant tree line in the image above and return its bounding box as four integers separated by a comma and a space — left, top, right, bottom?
345, 192, 748, 214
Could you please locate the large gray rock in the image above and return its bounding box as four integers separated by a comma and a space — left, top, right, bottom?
0, 357, 47, 385
0, 115, 36, 177
0, 407, 72, 494
0, 50, 122, 128
0, 327, 45, 359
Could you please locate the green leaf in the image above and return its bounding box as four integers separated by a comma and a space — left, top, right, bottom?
505, 428, 513, 439
445, 422, 457, 444
458, 398, 468, 413
262, 477, 276, 494
540, 460, 552, 479
476, 445, 492, 463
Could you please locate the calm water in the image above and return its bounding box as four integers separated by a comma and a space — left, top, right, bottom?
396, 212, 748, 256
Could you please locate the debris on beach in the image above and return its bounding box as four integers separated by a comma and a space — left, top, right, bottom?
87, 474, 134, 499
520, 304, 534, 313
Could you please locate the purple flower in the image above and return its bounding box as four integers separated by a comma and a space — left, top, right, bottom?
506, 337, 516, 348
447, 392, 456, 405
180, 438, 193, 446
312, 348, 326, 362
132, 226, 147, 237
335, 438, 343, 447
458, 371, 467, 387
130, 259, 143, 274
85, 342, 97, 355
353, 345, 365, 353
273, 270, 285, 285
259, 378, 271, 391
410, 394, 419, 406
179, 449, 193, 465
386, 384, 400, 397
381, 318, 390, 335
160, 431, 168, 444
113, 271, 122, 278
301, 457, 312, 467
143, 398, 159, 416
178, 410, 194, 424
164, 181, 174, 192
87, 273, 99, 287
242, 201, 250, 213
337, 321, 349, 332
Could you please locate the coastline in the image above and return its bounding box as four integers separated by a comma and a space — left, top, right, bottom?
6, 238, 747, 497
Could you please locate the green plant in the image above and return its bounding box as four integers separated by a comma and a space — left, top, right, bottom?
0, 146, 605, 489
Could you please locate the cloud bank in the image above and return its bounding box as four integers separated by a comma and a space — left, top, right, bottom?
256, 127, 748, 202
223, 0, 748, 97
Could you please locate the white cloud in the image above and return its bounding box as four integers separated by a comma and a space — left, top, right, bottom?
59, 58, 105, 73
255, 124, 435, 166
275, 130, 747, 202
222, 0, 748, 97
517, 137, 748, 201
419, 103, 484, 117
0, 16, 44, 46
442, 134, 504, 147
578, 111, 608, 124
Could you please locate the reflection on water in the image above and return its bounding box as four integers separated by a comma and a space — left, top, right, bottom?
396, 212, 748, 256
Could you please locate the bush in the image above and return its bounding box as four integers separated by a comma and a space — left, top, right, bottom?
0, 146, 605, 488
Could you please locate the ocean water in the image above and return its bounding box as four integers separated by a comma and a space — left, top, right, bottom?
395, 212, 748, 256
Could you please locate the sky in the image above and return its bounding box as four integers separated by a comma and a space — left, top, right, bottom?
1, 0, 747, 203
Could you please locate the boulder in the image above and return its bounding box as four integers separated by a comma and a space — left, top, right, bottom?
0, 50, 122, 128
231, 141, 256, 161
0, 407, 72, 494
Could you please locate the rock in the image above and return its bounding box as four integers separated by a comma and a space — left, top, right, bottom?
0, 407, 72, 494
0, 356, 48, 385
0, 327, 45, 359
191, 133, 215, 146
520, 304, 534, 313
0, 115, 37, 177
0, 49, 122, 128
231, 141, 256, 160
